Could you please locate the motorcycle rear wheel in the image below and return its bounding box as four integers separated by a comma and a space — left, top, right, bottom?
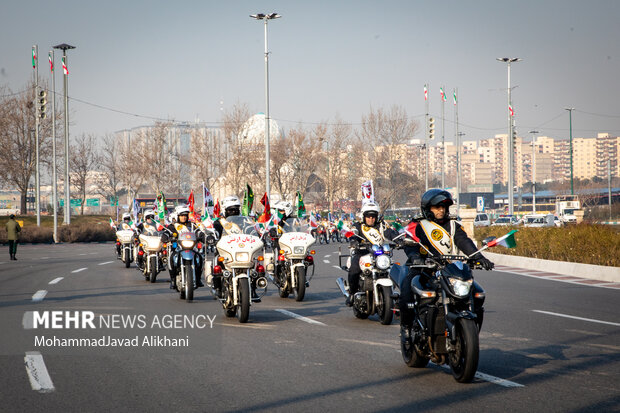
449, 318, 479, 383
401, 326, 429, 368
237, 279, 250, 323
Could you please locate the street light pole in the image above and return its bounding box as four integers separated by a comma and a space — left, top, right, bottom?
54, 43, 75, 225
565, 107, 575, 195
529, 130, 539, 214
497, 57, 521, 215
50, 50, 58, 243
33, 45, 41, 227
251, 12, 281, 200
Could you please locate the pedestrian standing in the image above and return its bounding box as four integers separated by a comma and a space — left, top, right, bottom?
5, 214, 21, 260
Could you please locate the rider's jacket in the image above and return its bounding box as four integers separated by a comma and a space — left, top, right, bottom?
405, 218, 478, 260
116, 221, 133, 231
137, 221, 159, 235
350, 220, 398, 250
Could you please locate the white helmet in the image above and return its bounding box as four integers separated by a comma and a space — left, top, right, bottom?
276, 200, 293, 217
222, 195, 241, 217
175, 206, 190, 216
122, 212, 131, 221
143, 209, 155, 220
361, 201, 380, 217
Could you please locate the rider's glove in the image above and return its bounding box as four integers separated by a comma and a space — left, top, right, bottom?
474, 255, 494, 270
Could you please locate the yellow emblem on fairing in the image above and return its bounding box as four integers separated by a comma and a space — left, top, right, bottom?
362, 225, 369, 231
224, 222, 232, 230
431, 229, 443, 241
420, 246, 428, 255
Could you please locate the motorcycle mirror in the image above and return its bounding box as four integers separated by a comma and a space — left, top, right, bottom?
482, 236, 496, 246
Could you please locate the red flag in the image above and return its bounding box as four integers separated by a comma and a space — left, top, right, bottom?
405, 222, 420, 242
258, 192, 271, 223
188, 190, 195, 213
48, 52, 53, 72
213, 199, 221, 218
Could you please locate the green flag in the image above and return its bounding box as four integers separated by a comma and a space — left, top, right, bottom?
157, 191, 166, 222
242, 184, 254, 216
296, 191, 306, 218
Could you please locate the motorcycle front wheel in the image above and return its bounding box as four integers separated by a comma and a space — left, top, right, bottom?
401, 326, 429, 368
237, 279, 250, 323
124, 251, 131, 268
183, 264, 194, 302
294, 266, 306, 302
449, 318, 479, 383
149, 256, 157, 283
377, 285, 393, 325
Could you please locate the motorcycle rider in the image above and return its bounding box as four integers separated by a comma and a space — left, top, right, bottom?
136, 210, 159, 269
212, 196, 242, 297
116, 212, 133, 257
165, 206, 204, 290
346, 201, 398, 306
398, 189, 494, 338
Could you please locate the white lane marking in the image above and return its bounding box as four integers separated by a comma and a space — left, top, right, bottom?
333, 265, 342, 270
275, 309, 326, 326
49, 277, 64, 285
40, 257, 50, 260
79, 253, 87, 256
494, 268, 619, 290
324, 254, 331, 258
338, 338, 398, 349
24, 352, 55, 393
98, 261, 113, 266
323, 259, 330, 264
22, 311, 34, 329
32, 290, 47, 302
89, 252, 97, 255
72, 267, 87, 273
430, 362, 525, 388
532, 310, 620, 327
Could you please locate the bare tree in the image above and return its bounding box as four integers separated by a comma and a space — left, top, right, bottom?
0, 82, 56, 214
319, 117, 352, 211
70, 134, 100, 215
221, 103, 254, 196
93, 134, 123, 217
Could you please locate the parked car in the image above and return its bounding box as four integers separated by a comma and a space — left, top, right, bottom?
491, 215, 521, 226
474, 213, 491, 227
523, 214, 555, 228
553, 215, 563, 227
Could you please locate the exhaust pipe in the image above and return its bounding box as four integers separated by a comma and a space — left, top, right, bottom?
256, 277, 268, 289
336, 277, 350, 298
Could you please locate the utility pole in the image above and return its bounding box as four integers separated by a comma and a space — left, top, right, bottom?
565, 107, 575, 195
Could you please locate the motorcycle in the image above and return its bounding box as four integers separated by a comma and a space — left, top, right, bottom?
329, 222, 341, 243
166, 226, 204, 302
336, 229, 395, 325
205, 216, 266, 323
137, 225, 166, 283
267, 220, 316, 301
390, 239, 487, 383
116, 229, 135, 268
317, 224, 329, 244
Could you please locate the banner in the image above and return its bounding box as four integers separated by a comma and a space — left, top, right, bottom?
361, 180, 375, 203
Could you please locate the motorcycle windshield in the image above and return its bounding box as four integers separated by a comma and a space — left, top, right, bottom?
281, 218, 311, 234
224, 216, 260, 236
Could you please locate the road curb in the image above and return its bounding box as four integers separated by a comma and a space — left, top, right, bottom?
485, 252, 620, 283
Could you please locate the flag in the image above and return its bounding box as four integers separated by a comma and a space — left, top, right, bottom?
509, 105, 514, 117
440, 87, 446, 102
109, 217, 115, 229
213, 199, 221, 219
188, 189, 201, 222
487, 230, 518, 248
202, 183, 214, 217
62, 56, 68, 75
157, 191, 166, 222
424, 84, 428, 101
309, 214, 318, 228
257, 192, 271, 223
392, 221, 404, 232
404, 221, 420, 242
32, 46, 36, 68
48, 52, 53, 72
241, 184, 254, 216
295, 191, 306, 218
361, 180, 375, 202
132, 198, 139, 224
453, 90, 457, 105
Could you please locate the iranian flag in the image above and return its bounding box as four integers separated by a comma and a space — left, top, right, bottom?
309, 214, 318, 228
32, 46, 36, 68
424, 84, 428, 101
202, 183, 214, 218
62, 56, 68, 75
509, 105, 514, 117
440, 87, 446, 102
487, 230, 518, 248
109, 217, 115, 229
453, 90, 457, 105
48, 52, 53, 72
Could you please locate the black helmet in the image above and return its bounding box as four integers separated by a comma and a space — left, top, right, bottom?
421, 189, 453, 222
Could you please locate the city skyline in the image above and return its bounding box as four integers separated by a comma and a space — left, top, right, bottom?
1, 0, 619, 143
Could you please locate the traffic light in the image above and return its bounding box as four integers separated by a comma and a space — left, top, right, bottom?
428, 117, 435, 140
37, 89, 47, 119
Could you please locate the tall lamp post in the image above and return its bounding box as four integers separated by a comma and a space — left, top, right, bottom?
529, 130, 539, 214
564, 107, 575, 195
250, 12, 281, 200
497, 57, 521, 215
53, 43, 75, 225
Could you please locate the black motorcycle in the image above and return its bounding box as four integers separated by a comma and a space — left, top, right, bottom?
391, 254, 486, 383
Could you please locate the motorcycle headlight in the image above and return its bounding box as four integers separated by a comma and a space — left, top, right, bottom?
235, 252, 250, 262
375, 254, 391, 270
180, 240, 196, 249
293, 246, 305, 255
449, 278, 472, 297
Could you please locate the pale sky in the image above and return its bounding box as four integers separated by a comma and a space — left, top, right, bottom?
2, 0, 619, 143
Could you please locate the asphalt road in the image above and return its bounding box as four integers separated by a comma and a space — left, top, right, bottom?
0, 242, 618, 412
